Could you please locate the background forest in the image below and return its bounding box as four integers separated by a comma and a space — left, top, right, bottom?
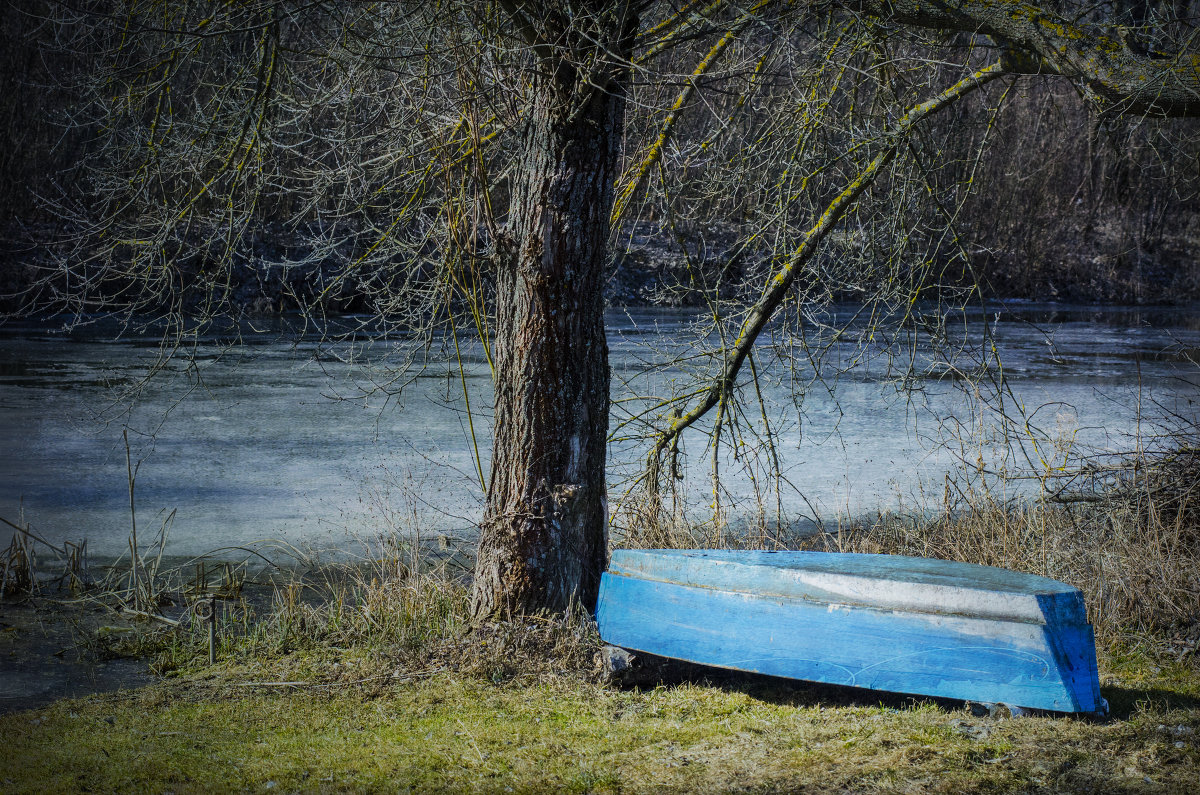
2, 0, 1198, 317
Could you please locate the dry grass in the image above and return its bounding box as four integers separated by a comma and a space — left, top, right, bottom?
86, 533, 606, 690
801, 468, 1200, 650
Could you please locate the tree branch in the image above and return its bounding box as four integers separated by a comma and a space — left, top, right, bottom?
612, 1, 770, 224
647, 60, 1008, 467
847, 0, 1200, 117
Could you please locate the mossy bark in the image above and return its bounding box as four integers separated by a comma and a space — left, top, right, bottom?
851, 0, 1200, 117
470, 29, 629, 619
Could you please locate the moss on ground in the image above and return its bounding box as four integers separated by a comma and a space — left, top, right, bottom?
1, 651, 1197, 794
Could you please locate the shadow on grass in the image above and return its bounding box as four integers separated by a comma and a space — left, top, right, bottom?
615, 652, 1200, 719
615, 654, 965, 711
1103, 685, 1200, 718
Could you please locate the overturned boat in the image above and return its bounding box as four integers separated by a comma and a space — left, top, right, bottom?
596, 550, 1105, 714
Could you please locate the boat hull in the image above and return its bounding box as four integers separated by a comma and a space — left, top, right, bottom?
596, 551, 1103, 713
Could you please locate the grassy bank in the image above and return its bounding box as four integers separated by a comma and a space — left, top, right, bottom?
4, 445, 1199, 792
2, 559, 1198, 793
2, 651, 1198, 794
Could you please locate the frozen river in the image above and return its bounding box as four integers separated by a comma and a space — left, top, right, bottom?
1, 304, 1197, 560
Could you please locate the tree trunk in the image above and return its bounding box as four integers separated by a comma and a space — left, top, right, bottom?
470, 57, 624, 618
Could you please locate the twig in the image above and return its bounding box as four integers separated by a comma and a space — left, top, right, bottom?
0, 515, 65, 555
121, 608, 182, 628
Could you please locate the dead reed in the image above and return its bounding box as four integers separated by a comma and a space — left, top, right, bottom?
616, 431, 1199, 654
1, 514, 91, 597
803, 459, 1200, 646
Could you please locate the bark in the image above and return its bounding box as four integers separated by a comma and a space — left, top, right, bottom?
848, 0, 1200, 117
471, 35, 628, 618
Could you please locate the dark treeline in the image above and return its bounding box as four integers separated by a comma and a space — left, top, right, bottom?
1, 1, 1198, 318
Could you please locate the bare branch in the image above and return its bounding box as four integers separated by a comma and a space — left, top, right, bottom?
647, 60, 1009, 466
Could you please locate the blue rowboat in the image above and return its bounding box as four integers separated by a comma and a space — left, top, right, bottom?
596, 549, 1105, 714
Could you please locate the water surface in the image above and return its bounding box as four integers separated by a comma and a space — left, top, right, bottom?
1, 304, 1196, 560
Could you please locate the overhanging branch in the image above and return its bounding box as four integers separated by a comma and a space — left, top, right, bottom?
646, 60, 1008, 469
847, 0, 1200, 117
613, 1, 769, 224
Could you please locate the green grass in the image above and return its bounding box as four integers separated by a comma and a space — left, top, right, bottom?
2, 651, 1198, 793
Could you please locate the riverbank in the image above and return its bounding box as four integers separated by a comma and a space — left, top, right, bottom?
3, 438, 1199, 791
1, 633, 1198, 793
